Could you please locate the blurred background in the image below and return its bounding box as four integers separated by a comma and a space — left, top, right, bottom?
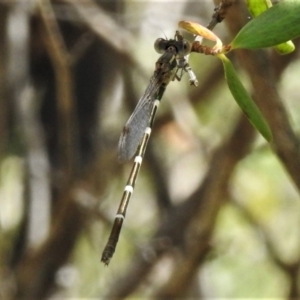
1, 0, 300, 299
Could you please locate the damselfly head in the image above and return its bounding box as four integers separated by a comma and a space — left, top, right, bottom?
154, 37, 191, 57
176, 40, 191, 56
154, 38, 168, 54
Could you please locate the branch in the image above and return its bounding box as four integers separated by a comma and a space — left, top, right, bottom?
37, 0, 78, 181
224, 0, 300, 192
104, 113, 255, 298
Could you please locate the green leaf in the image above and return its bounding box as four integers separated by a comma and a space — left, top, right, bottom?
246, 0, 272, 17
245, 0, 295, 54
231, 0, 300, 50
218, 54, 272, 142
274, 40, 295, 55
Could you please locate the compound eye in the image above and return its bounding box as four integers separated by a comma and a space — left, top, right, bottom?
154, 38, 167, 54
178, 40, 191, 56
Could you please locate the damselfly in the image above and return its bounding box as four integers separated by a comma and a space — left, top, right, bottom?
101, 31, 197, 265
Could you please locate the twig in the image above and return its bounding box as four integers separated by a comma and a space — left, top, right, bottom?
207, 0, 236, 30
